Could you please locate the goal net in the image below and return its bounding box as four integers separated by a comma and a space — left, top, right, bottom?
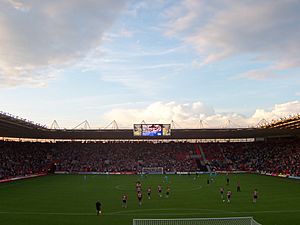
141, 167, 164, 174
133, 217, 262, 225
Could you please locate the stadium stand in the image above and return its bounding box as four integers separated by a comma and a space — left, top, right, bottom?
203, 140, 300, 176
0, 141, 197, 179
1, 138, 300, 180
0, 112, 300, 181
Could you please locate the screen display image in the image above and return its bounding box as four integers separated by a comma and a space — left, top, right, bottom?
133, 124, 171, 136
142, 124, 162, 136
162, 124, 171, 136
133, 124, 142, 136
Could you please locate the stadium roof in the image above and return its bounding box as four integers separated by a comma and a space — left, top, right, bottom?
1, 112, 299, 140
258, 114, 300, 129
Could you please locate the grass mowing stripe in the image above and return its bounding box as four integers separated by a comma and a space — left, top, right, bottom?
0, 174, 299, 225
0, 209, 300, 216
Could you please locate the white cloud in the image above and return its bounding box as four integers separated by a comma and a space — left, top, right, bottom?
234, 69, 278, 80
251, 101, 300, 122
0, 0, 128, 87
164, 0, 300, 78
102, 100, 300, 128
103, 101, 215, 128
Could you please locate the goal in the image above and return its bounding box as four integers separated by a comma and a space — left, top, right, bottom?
141, 167, 164, 174
133, 217, 262, 225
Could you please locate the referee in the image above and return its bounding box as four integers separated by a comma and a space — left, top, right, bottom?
96, 201, 102, 215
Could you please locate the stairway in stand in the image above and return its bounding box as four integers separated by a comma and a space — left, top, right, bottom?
193, 144, 208, 172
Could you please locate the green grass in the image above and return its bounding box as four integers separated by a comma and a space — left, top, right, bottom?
0, 174, 299, 225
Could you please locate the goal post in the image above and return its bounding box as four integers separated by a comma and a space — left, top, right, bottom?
133, 217, 262, 225
141, 167, 164, 174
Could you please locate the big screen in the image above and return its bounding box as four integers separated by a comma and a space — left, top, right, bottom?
133, 124, 171, 136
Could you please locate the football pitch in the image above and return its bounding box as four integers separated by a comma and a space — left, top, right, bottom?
0, 174, 299, 225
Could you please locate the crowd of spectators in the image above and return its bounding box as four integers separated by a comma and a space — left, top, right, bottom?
52, 142, 196, 173
204, 139, 300, 176
0, 141, 51, 179
1, 139, 299, 180
0, 141, 196, 179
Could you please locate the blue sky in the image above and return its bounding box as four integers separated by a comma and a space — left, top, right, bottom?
0, 0, 299, 128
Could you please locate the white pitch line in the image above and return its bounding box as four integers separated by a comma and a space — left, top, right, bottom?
108, 208, 228, 215
0, 209, 299, 216
114, 184, 202, 192
0, 211, 95, 216
108, 208, 300, 216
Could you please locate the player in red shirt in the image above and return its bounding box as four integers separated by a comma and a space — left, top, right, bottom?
136, 181, 142, 191
147, 187, 152, 199
158, 185, 162, 197
253, 189, 258, 203
227, 190, 232, 203
137, 191, 142, 207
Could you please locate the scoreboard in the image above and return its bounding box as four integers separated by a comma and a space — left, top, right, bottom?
133, 124, 171, 137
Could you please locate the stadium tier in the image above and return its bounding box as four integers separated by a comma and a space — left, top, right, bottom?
1, 139, 300, 180
1, 113, 300, 179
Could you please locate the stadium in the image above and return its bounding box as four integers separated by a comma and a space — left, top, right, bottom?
1, 112, 300, 225
1, 1, 300, 225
